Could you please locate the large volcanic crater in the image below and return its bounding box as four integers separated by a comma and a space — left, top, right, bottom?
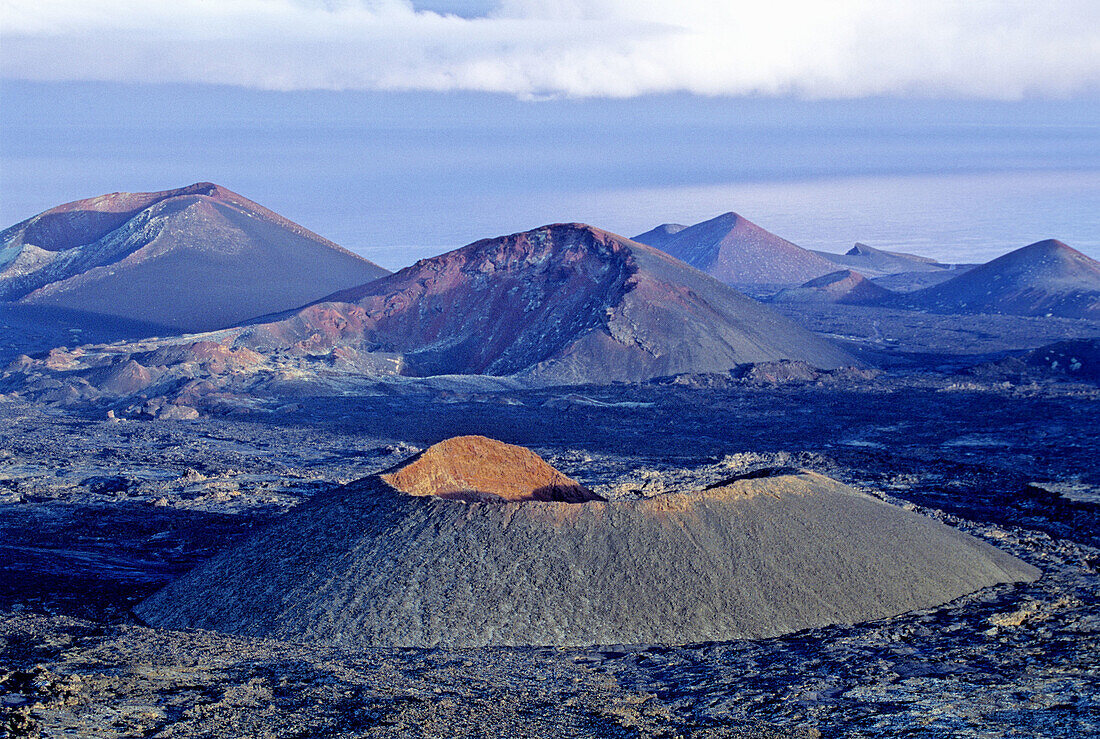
134, 436, 1039, 649
314, 225, 641, 376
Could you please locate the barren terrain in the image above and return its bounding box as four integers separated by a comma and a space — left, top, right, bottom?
1, 365, 1097, 736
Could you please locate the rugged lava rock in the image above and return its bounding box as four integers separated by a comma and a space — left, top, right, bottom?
0, 182, 389, 333
972, 337, 1100, 382
135, 437, 1039, 648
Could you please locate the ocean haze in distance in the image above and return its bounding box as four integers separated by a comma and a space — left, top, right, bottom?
2, 82, 1097, 271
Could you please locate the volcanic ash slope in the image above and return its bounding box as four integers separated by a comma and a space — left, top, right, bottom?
899, 239, 1100, 320
633, 212, 841, 288
135, 436, 1039, 649
0, 223, 858, 404
0, 182, 389, 333
812, 242, 951, 277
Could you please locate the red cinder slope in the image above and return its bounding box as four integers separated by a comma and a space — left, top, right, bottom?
236, 223, 856, 382
771, 269, 894, 304
380, 435, 603, 503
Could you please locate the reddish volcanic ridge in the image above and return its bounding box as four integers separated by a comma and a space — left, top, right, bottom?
898, 239, 1100, 320
0, 183, 389, 333
633, 212, 840, 287
380, 436, 602, 503
770, 269, 894, 305
235, 222, 856, 383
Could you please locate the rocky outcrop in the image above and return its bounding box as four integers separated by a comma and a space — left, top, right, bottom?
971, 337, 1100, 382
136, 438, 1039, 648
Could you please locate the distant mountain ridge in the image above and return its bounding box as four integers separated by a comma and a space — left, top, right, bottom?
2, 223, 858, 406
235, 222, 856, 382
0, 183, 389, 333
633, 212, 841, 287
813, 242, 951, 277
897, 239, 1100, 320
632, 223, 687, 249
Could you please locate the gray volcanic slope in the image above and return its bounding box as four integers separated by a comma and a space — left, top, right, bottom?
632, 223, 687, 249
235, 223, 855, 382
871, 269, 972, 293
899, 239, 1100, 320
0, 183, 389, 333
135, 437, 1039, 649
633, 212, 840, 287
812, 242, 949, 277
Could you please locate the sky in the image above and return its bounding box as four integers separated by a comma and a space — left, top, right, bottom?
1, 1, 1098, 267
3, 0, 1099, 99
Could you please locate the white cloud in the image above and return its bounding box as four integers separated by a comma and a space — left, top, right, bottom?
1, 0, 1097, 98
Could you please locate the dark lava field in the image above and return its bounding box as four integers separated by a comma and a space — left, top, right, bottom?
2, 187, 1099, 737
1, 370, 1097, 738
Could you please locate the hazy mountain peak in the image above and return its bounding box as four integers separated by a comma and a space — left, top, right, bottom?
2, 184, 389, 333
630, 222, 688, 249
847, 242, 878, 256
899, 238, 1100, 319
802, 269, 868, 288
975, 238, 1095, 277
635, 211, 839, 287
814, 241, 948, 277
1032, 238, 1069, 249
770, 268, 893, 305
1015, 238, 1073, 258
